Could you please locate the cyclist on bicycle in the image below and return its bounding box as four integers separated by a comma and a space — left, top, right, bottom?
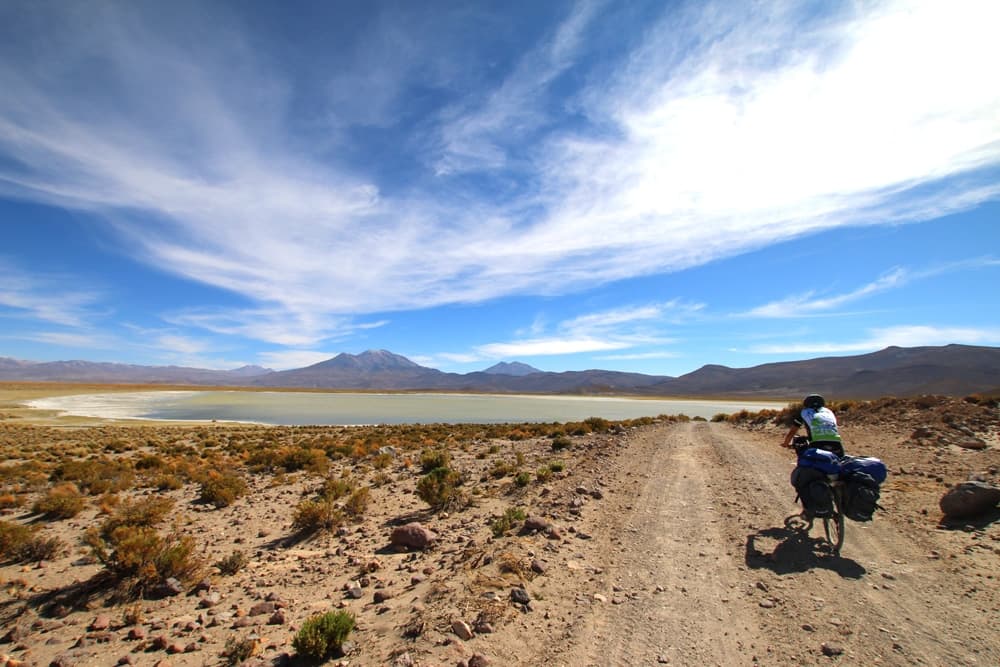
782, 394, 844, 457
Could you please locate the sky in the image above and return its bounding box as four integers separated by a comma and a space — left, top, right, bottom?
1, 0, 998, 377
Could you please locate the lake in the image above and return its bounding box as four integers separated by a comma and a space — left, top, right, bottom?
26, 390, 785, 425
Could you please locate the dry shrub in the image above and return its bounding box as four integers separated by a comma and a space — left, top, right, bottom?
86, 525, 202, 599
51, 458, 135, 495
419, 449, 450, 473
343, 487, 370, 519
215, 549, 248, 576
292, 499, 343, 535
0, 493, 23, 509
199, 472, 247, 508
100, 496, 175, 536
32, 482, 85, 519
0, 520, 64, 563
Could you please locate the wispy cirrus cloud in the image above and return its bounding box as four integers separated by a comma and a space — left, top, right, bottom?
745, 257, 1000, 318
744, 325, 1000, 355
0, 259, 104, 327
0, 0, 997, 352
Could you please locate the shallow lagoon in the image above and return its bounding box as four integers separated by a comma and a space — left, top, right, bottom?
27, 390, 785, 425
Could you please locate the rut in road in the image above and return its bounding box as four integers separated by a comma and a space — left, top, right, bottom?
552, 421, 771, 667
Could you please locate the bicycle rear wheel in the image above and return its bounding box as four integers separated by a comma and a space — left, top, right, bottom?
822, 512, 845, 554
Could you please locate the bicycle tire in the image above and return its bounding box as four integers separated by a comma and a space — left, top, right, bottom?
823, 486, 846, 554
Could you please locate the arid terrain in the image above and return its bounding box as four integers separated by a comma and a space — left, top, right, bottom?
0, 385, 998, 666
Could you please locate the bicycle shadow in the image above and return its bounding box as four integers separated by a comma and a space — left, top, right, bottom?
745, 525, 867, 579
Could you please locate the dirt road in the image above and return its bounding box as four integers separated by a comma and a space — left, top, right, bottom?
533, 421, 998, 667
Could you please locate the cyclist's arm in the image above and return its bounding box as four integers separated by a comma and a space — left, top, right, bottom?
782, 424, 799, 448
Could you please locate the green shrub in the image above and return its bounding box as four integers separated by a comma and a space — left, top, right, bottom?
416, 467, 462, 510
32, 482, 85, 519
549, 461, 566, 473
551, 437, 571, 452
293, 610, 355, 659
514, 471, 531, 487
490, 506, 527, 537
199, 473, 247, 508
535, 466, 553, 483
419, 449, 450, 473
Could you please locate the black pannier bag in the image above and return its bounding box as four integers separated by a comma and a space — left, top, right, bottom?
791, 466, 834, 518
842, 470, 881, 521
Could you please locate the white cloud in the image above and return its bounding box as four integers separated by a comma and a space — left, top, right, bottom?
746, 269, 909, 318
0, 260, 104, 327
746, 325, 1000, 355
0, 1, 997, 348
597, 351, 679, 361
477, 337, 630, 357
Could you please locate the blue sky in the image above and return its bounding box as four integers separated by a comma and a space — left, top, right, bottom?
1, 0, 998, 376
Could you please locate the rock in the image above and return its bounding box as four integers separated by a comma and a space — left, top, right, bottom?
523, 516, 553, 533
468, 654, 491, 667
530, 559, 547, 574
159, 578, 184, 597
956, 437, 987, 450
940, 481, 1000, 518
390, 523, 437, 551
451, 619, 474, 640
127, 627, 146, 640
268, 610, 286, 625
249, 602, 275, 616
510, 588, 530, 605
88, 615, 111, 631
821, 642, 844, 656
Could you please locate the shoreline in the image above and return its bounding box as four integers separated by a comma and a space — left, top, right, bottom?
0, 382, 788, 427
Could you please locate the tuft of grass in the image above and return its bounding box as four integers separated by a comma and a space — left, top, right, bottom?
514, 471, 531, 487
84, 525, 203, 599
343, 487, 370, 519
293, 610, 355, 659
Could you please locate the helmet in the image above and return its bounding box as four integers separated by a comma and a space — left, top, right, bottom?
803, 394, 825, 409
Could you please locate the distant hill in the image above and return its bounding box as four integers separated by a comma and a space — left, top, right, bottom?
0, 358, 274, 385
482, 361, 542, 376
638, 344, 1000, 398
1, 345, 998, 398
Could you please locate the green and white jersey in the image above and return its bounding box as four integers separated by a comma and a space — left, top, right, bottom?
796, 406, 842, 444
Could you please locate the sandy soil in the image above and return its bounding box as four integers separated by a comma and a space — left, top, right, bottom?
0, 389, 997, 666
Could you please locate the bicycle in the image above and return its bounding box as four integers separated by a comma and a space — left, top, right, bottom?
784, 435, 846, 555
784, 479, 845, 555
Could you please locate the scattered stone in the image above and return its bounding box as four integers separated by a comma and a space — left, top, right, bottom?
468, 654, 490, 667
821, 642, 844, 656
88, 615, 111, 632
159, 578, 184, 597
390, 523, 437, 551
510, 588, 531, 605
940, 481, 1000, 519
268, 610, 286, 625
451, 619, 474, 640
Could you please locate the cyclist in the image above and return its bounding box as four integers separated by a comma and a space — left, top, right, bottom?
782, 393, 844, 457
784, 394, 844, 519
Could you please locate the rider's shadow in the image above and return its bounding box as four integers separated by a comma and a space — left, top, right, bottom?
745, 526, 867, 579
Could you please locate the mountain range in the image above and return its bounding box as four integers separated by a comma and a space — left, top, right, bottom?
1, 344, 998, 399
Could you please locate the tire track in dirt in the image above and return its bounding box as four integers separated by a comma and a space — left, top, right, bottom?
546, 421, 770, 667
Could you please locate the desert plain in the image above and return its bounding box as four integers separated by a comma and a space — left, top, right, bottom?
0, 383, 998, 666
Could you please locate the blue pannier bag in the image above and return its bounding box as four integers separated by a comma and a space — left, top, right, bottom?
798, 447, 842, 475
841, 456, 888, 484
